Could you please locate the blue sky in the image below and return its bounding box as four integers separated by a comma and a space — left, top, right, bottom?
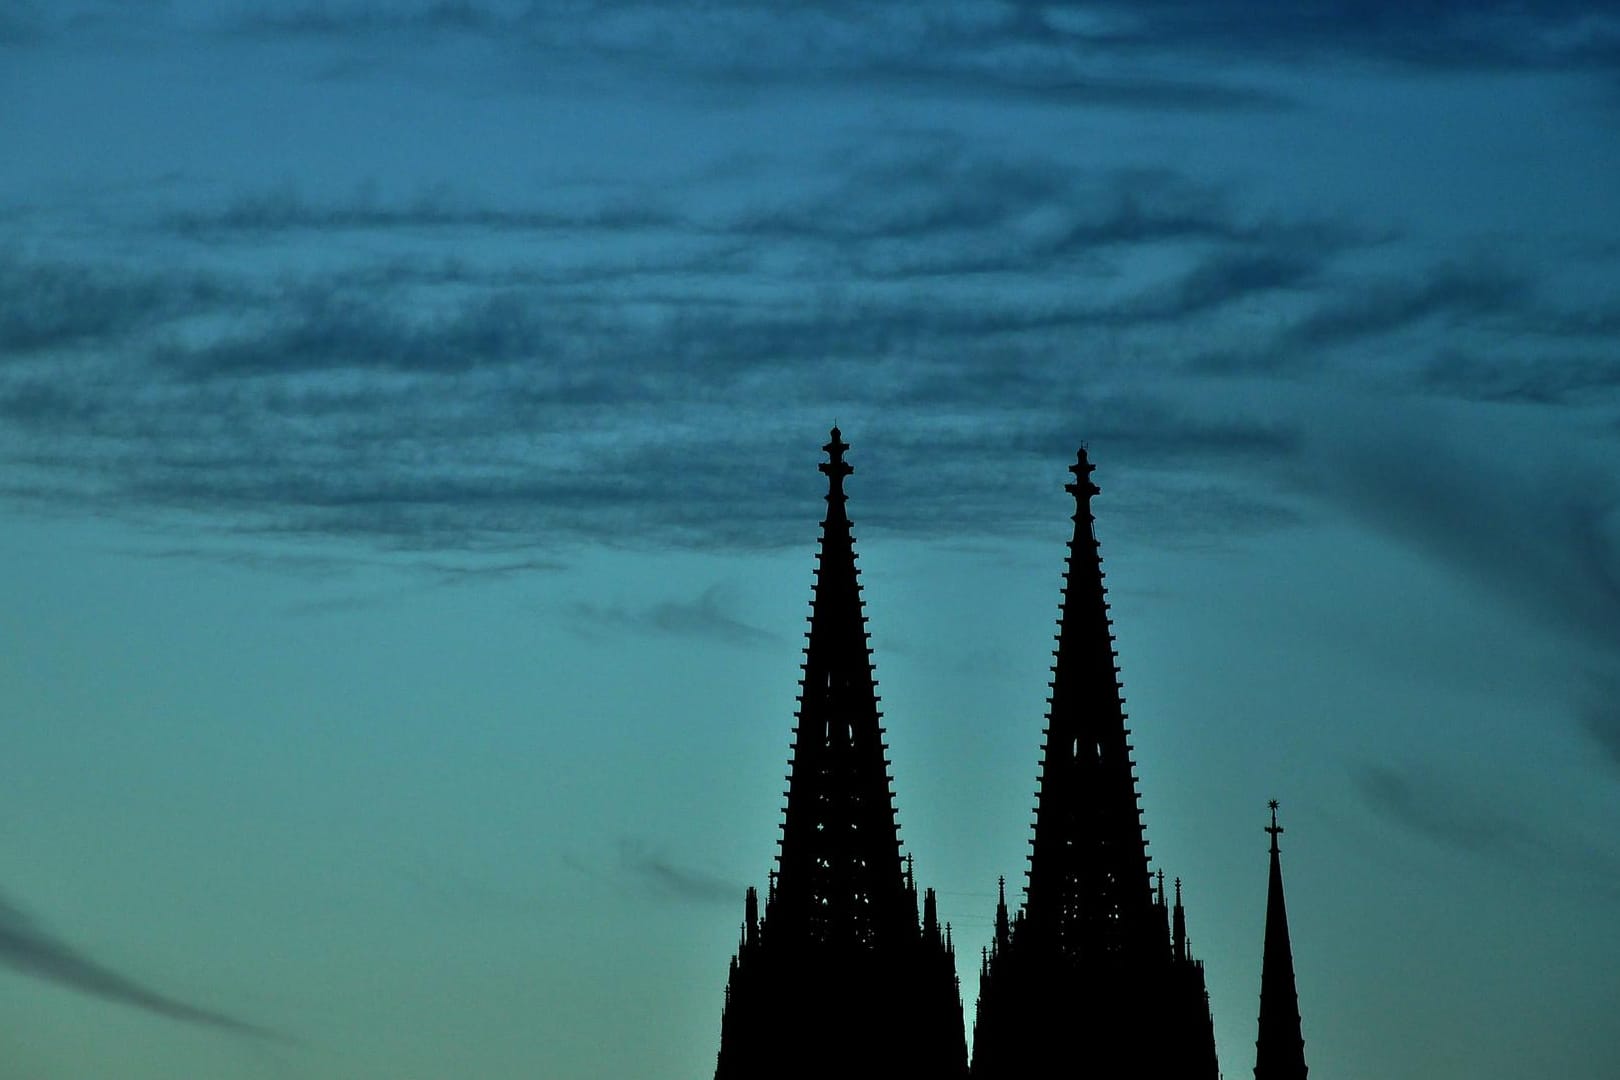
3, 2, 1619, 1078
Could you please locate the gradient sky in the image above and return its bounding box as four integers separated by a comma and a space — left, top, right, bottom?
4, 3, 1620, 1078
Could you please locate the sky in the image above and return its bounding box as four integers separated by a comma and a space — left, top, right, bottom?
3, 1, 1620, 1077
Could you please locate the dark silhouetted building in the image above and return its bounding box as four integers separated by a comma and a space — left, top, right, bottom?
970, 449, 1219, 1080
713, 437, 1316, 1079
1255, 801, 1308, 1080
713, 429, 968, 1080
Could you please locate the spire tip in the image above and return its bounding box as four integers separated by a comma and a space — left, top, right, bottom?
1064, 444, 1100, 501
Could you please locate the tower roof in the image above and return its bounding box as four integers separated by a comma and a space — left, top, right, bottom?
1023, 447, 1156, 960
770, 427, 908, 951
1255, 801, 1308, 1080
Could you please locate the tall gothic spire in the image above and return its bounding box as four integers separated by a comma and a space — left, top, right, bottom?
971, 448, 1218, 1080
770, 426, 908, 948
1255, 801, 1308, 1080
714, 429, 966, 1080
1024, 447, 1155, 957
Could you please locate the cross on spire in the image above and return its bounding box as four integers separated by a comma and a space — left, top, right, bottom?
820, 426, 854, 514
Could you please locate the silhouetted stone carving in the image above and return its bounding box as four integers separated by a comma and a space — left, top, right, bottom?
1255, 802, 1308, 1080
970, 449, 1219, 1080
714, 429, 968, 1080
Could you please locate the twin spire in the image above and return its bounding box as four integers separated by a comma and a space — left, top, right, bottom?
715, 430, 1311, 1080
770, 424, 907, 949
714, 427, 967, 1080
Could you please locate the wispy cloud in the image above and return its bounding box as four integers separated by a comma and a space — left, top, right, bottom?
1420, 351, 1620, 407
1310, 415, 1620, 653
1352, 763, 1620, 892
2, 150, 1350, 554
1578, 674, 1620, 775
17, 0, 1620, 79
168, 183, 679, 237
1353, 763, 1550, 858
573, 585, 777, 647
0, 253, 230, 354
220, 2, 1290, 109
214, 1, 1620, 88
615, 839, 739, 906
1281, 265, 1528, 353
0, 887, 285, 1041
1308, 407, 1620, 772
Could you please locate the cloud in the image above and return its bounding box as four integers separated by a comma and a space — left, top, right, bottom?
1281, 265, 1527, 352
222, 1, 1289, 109
24, 0, 1620, 79
1192, 262, 1534, 375
1309, 413, 1620, 653
0, 887, 284, 1041
1048, 1, 1620, 71
1115, 250, 1320, 323
573, 585, 777, 647
1352, 763, 1552, 858
616, 839, 739, 906
215, 0, 1620, 85
1577, 675, 1620, 774
1419, 351, 1620, 407
1307, 404, 1620, 780
168, 184, 679, 237
728, 152, 1310, 259
1, 149, 1343, 557
0, 254, 229, 354
1352, 762, 1620, 894
0, 3, 46, 45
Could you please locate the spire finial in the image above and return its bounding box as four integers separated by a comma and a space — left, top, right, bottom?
1064, 444, 1100, 503
820, 426, 854, 517
1267, 799, 1284, 855
821, 427, 852, 478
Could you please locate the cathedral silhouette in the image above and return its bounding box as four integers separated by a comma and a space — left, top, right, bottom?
714, 430, 1309, 1080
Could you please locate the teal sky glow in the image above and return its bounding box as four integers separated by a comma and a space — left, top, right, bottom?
3, 3, 1619, 1078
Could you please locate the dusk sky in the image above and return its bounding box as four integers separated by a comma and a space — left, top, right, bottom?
4, 2, 1620, 1078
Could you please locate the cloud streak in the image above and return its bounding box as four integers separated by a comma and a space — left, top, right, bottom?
573, 585, 777, 647
0, 887, 284, 1041
2, 150, 1356, 553
1352, 763, 1620, 893
616, 839, 739, 906
1307, 405, 1620, 772
215, 1, 1620, 86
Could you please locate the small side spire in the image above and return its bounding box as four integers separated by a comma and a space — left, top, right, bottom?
1255, 801, 1308, 1080
1173, 877, 1187, 964
1157, 869, 1171, 952
994, 875, 1011, 952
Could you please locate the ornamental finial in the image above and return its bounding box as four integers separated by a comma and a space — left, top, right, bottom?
1065, 444, 1100, 503
820, 426, 853, 506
